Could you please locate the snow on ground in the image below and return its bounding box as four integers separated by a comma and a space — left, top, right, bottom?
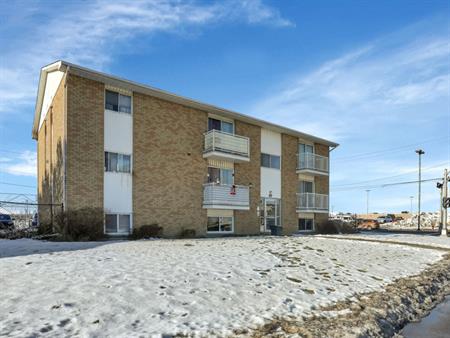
321, 233, 450, 250
0, 236, 445, 337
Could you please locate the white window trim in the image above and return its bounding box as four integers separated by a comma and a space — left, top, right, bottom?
104, 151, 133, 174
104, 213, 133, 235
261, 153, 281, 170
207, 216, 234, 234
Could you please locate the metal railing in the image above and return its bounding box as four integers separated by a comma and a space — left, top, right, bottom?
204, 130, 250, 158
297, 153, 329, 173
297, 193, 329, 211
203, 183, 250, 208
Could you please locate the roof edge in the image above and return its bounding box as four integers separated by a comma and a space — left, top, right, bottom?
32, 61, 63, 139
33, 60, 339, 147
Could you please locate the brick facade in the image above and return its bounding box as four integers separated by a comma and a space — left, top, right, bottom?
133, 93, 208, 237
281, 134, 299, 235
234, 121, 261, 235
65, 75, 104, 212
37, 77, 65, 225
35, 67, 333, 238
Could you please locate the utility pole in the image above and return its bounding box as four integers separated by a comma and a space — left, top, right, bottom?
409, 196, 414, 214
443, 169, 448, 236
365, 190, 370, 215
415, 149, 425, 231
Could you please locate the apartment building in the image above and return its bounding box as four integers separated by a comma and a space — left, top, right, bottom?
32, 61, 338, 237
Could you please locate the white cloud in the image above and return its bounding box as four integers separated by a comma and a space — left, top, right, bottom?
250, 22, 450, 141
1, 151, 37, 177
0, 0, 292, 118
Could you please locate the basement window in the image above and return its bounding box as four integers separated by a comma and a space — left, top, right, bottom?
207, 216, 234, 233
105, 214, 131, 234
105, 152, 131, 173
298, 218, 314, 232
105, 90, 132, 114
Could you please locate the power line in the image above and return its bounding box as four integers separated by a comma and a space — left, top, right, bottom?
331, 162, 448, 188
331, 177, 441, 192
332, 136, 447, 161
0, 181, 37, 188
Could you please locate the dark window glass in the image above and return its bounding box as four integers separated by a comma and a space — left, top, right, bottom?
118, 215, 130, 233
207, 217, 220, 232
299, 218, 314, 231
221, 217, 233, 232
208, 167, 220, 183
105, 90, 118, 111
122, 155, 131, 173
118, 94, 131, 113
271, 155, 280, 169
261, 153, 271, 168
221, 121, 233, 133
105, 214, 117, 233
208, 118, 222, 131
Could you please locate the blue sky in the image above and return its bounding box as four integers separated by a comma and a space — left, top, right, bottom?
0, 0, 449, 213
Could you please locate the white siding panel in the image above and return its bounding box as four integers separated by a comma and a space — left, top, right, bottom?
261, 129, 281, 156
104, 111, 133, 154
38, 70, 65, 129
207, 209, 234, 217
104, 173, 133, 214
261, 167, 281, 198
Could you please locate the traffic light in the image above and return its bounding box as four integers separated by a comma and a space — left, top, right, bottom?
444, 198, 450, 209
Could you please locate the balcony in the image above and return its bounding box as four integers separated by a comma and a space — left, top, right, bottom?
203, 183, 250, 210
297, 153, 329, 176
296, 193, 329, 213
203, 130, 250, 162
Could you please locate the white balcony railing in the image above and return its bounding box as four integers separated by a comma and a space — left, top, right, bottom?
297, 153, 329, 173
203, 183, 250, 209
297, 193, 329, 212
204, 130, 250, 159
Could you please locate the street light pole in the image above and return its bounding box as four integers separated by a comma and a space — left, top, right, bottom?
415, 149, 425, 231
409, 196, 414, 214
365, 189, 370, 215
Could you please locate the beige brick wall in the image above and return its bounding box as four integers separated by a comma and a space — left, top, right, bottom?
65, 74, 104, 212
37, 78, 65, 225
282, 134, 298, 235
234, 121, 261, 235
133, 93, 208, 237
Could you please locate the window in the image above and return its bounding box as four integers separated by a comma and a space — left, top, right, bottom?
105, 90, 132, 114
299, 218, 314, 231
299, 143, 314, 154
105, 152, 131, 173
105, 214, 131, 234
299, 181, 314, 193
207, 167, 233, 185
207, 216, 234, 233
261, 153, 281, 169
208, 117, 234, 134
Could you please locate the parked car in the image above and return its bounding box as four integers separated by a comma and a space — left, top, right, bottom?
376, 216, 386, 224
358, 219, 379, 230
0, 214, 14, 229
384, 216, 394, 223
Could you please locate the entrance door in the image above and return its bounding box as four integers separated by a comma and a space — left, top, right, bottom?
263, 198, 281, 232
